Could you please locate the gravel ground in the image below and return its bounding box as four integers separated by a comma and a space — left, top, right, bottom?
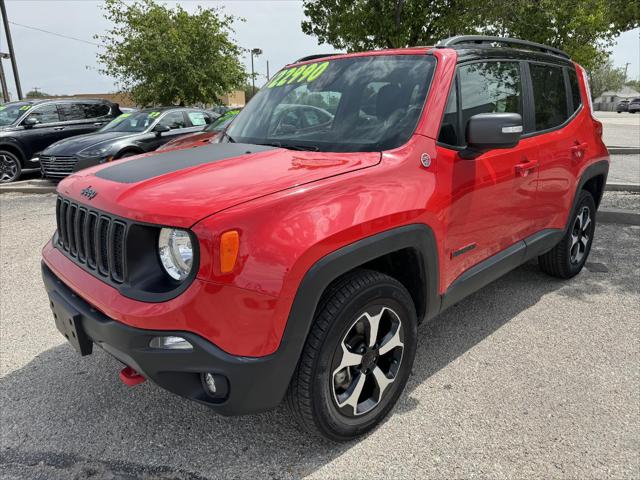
1, 193, 639, 480
600, 191, 640, 211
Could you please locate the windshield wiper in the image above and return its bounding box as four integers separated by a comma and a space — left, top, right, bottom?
256, 141, 319, 152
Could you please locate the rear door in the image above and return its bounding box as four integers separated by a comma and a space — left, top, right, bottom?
57, 102, 101, 139
437, 60, 539, 288
525, 62, 581, 229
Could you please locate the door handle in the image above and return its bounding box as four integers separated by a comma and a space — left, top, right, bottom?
53, 126, 65, 131
515, 160, 539, 177
571, 142, 588, 160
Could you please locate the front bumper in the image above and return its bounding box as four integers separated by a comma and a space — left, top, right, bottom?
72, 155, 108, 173
41, 262, 296, 415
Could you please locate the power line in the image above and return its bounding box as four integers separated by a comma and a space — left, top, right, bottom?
8, 21, 100, 47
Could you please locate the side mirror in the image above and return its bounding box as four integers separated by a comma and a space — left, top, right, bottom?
153, 124, 170, 136
460, 113, 523, 159
22, 117, 37, 128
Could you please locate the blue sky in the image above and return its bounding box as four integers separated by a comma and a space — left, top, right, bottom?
0, 1, 638, 99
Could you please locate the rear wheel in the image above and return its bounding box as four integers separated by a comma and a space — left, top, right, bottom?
287, 269, 417, 441
0, 151, 22, 183
539, 190, 596, 278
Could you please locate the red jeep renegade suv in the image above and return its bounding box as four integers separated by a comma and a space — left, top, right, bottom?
41, 36, 609, 441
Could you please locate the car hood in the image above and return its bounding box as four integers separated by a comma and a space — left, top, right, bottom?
159, 131, 218, 151
57, 142, 381, 228
44, 131, 138, 156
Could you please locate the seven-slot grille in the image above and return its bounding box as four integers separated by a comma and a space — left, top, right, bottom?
55, 197, 126, 283
40, 155, 78, 179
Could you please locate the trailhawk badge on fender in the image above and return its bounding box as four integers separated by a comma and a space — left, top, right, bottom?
80, 186, 98, 200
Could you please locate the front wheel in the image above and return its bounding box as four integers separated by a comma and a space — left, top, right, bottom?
0, 151, 22, 183
539, 190, 596, 278
287, 269, 417, 441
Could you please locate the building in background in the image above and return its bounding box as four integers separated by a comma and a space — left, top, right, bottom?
593, 86, 640, 111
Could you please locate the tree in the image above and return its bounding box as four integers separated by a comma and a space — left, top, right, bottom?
589, 58, 627, 99
301, 0, 639, 71
96, 0, 247, 106
25, 89, 50, 98
625, 80, 640, 92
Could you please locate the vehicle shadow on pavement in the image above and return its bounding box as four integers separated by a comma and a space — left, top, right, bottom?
0, 251, 632, 479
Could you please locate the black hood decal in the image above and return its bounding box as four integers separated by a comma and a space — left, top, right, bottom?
94, 143, 277, 183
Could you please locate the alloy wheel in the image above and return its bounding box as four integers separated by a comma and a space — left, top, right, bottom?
0, 154, 18, 183
570, 206, 591, 264
331, 306, 404, 417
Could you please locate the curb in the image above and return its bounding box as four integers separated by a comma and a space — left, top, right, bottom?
0, 185, 57, 194
606, 183, 640, 193
599, 208, 640, 226
608, 147, 640, 155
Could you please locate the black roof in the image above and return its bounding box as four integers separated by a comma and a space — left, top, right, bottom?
437, 35, 573, 66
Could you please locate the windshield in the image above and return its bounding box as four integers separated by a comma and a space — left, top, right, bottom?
101, 111, 159, 133
205, 109, 240, 132
0, 102, 33, 126
225, 55, 436, 152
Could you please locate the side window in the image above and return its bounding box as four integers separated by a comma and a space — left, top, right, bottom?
439, 62, 522, 147
25, 104, 60, 124
187, 111, 207, 127
530, 64, 569, 131
84, 103, 111, 119
58, 103, 85, 121
438, 80, 459, 146
158, 111, 186, 129
459, 62, 522, 134
567, 68, 582, 113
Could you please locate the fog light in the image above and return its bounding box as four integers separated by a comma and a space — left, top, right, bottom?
149, 336, 193, 350
201, 373, 229, 400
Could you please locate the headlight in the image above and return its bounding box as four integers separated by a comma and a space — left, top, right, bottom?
158, 228, 193, 281
78, 146, 110, 158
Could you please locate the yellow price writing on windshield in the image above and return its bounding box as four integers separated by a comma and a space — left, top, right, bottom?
266, 61, 330, 89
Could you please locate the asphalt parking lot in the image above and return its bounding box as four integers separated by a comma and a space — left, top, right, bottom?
1, 193, 638, 479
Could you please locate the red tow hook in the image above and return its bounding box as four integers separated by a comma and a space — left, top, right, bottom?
119, 366, 146, 386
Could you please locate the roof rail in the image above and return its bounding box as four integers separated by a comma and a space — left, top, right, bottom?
294, 53, 343, 63
437, 36, 570, 59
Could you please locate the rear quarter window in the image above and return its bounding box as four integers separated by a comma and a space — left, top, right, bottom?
567, 68, 582, 113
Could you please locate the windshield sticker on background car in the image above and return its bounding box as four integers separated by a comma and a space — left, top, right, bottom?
148, 111, 161, 118
113, 112, 132, 123
19, 105, 31, 110
266, 61, 330, 88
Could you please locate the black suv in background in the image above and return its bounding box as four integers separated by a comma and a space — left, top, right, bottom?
0, 99, 120, 182
40, 107, 215, 179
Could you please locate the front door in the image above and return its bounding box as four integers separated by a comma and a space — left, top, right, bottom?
437, 60, 539, 289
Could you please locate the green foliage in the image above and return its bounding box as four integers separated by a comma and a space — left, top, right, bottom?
589, 58, 628, 98
96, 0, 247, 106
25, 90, 50, 98
625, 80, 640, 92
301, 0, 639, 71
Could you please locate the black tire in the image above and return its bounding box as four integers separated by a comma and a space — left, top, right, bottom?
286, 269, 417, 441
539, 190, 596, 278
0, 150, 22, 183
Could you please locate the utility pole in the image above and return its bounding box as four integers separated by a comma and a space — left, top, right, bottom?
250, 48, 262, 95
0, 52, 9, 102
266, 60, 270, 80
0, 0, 22, 100
624, 62, 631, 82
